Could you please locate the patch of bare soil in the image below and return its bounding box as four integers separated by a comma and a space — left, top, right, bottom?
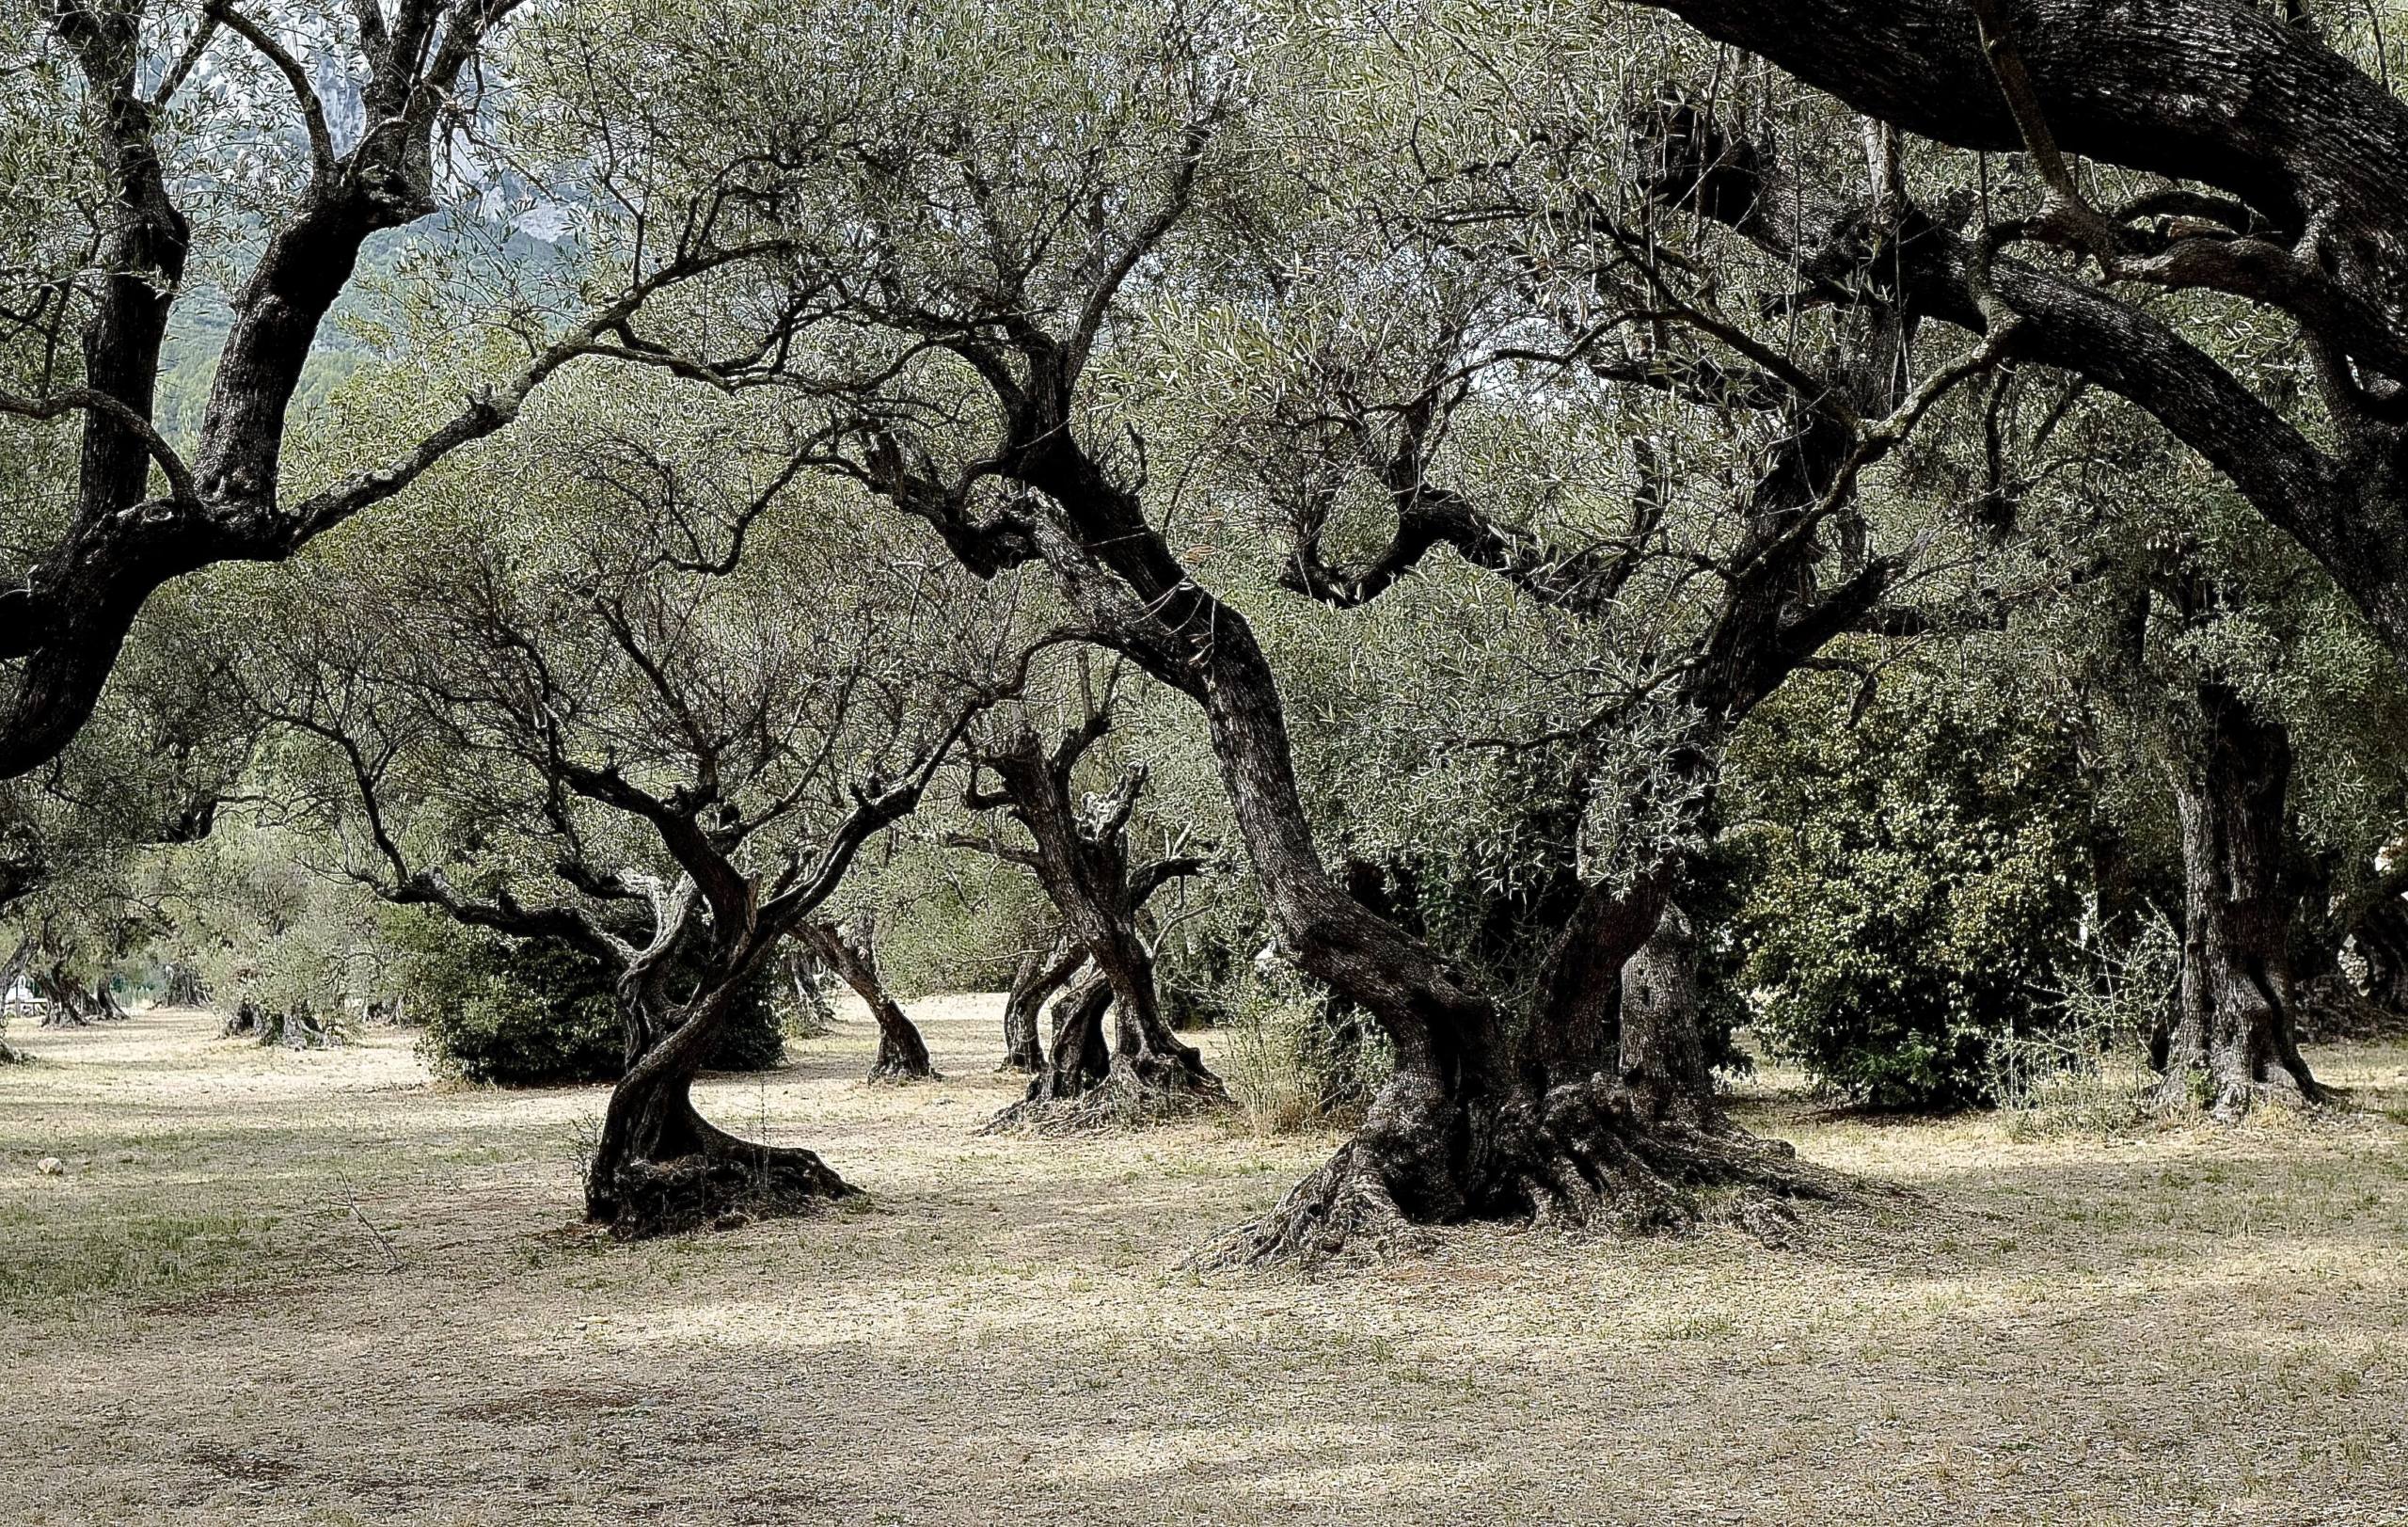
2, 1003, 2404, 1525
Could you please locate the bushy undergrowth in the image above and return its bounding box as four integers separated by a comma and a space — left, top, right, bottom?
1221, 964, 1395, 1133
1989, 918, 2178, 1137
1720, 670, 2096, 1110
386, 913, 783, 1086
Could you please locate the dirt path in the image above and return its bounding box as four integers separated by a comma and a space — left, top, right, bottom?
2, 1003, 2403, 1525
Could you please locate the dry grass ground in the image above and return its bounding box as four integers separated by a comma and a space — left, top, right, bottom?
1, 1000, 2403, 1526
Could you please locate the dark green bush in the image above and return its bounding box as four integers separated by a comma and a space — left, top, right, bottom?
1718, 668, 2092, 1110
386, 912, 782, 1086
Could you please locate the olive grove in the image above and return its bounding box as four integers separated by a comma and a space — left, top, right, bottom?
6, 0, 2408, 1260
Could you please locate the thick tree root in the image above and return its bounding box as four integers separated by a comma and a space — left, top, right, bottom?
983, 1053, 1229, 1137
1185, 1137, 1439, 1269
2156, 1067, 2330, 1122
1188, 1075, 1849, 1273
866, 1054, 942, 1083
603, 1141, 855, 1240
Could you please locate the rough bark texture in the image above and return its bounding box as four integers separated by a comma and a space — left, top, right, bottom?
31, 966, 125, 1027
0, 2, 701, 781
2163, 680, 2324, 1117
1618, 903, 1720, 1127
1639, 0, 2408, 660
1006, 966, 1112, 1108
863, 133, 1859, 1265
963, 715, 1226, 1125
586, 942, 854, 1240
803, 915, 938, 1082
999, 935, 1081, 1073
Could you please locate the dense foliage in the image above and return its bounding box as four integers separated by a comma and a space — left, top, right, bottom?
1721, 665, 2096, 1109
388, 913, 784, 1087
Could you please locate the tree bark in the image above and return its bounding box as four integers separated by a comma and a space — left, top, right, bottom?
801, 915, 938, 1081
34, 964, 91, 1027
2162, 680, 2324, 1116
1000, 935, 1081, 1073
586, 946, 852, 1240
1021, 965, 1113, 1106
1636, 1, 2408, 661
1617, 903, 1720, 1127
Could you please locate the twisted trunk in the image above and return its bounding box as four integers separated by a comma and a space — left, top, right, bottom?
971, 723, 1224, 1118
2162, 681, 2323, 1116
1000, 935, 1081, 1073
1025, 966, 1113, 1104
1003, 454, 1833, 1263
34, 965, 92, 1027
586, 949, 852, 1240
802, 915, 937, 1081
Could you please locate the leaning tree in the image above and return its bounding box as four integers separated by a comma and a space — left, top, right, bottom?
798, 912, 941, 1083
246, 393, 1023, 1237
0, 0, 847, 777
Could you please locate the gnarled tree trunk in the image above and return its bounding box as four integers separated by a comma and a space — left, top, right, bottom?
1000, 934, 1081, 1074
2162, 680, 2323, 1116
34, 964, 92, 1027
1012, 964, 1113, 1112
964, 713, 1225, 1125
587, 940, 852, 1240
802, 915, 938, 1082
1029, 501, 1832, 1265
1618, 902, 1720, 1127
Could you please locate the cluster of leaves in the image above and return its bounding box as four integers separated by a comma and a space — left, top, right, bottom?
1716, 660, 2095, 1109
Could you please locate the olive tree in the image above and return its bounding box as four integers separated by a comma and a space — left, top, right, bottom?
587, 0, 1874, 1264
0, 0, 841, 776
245, 384, 1025, 1236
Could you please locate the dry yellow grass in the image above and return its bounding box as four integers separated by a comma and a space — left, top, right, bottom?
2, 1002, 2404, 1526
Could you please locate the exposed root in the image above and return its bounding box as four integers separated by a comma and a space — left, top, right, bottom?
1500, 1075, 1846, 1242
1191, 1074, 1851, 1273
2156, 1067, 2332, 1123
983, 1054, 1228, 1137
865, 1057, 942, 1084
604, 1141, 855, 1241
1183, 1138, 1437, 1272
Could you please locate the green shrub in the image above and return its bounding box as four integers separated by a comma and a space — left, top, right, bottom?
387, 912, 782, 1086
1719, 669, 2093, 1110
